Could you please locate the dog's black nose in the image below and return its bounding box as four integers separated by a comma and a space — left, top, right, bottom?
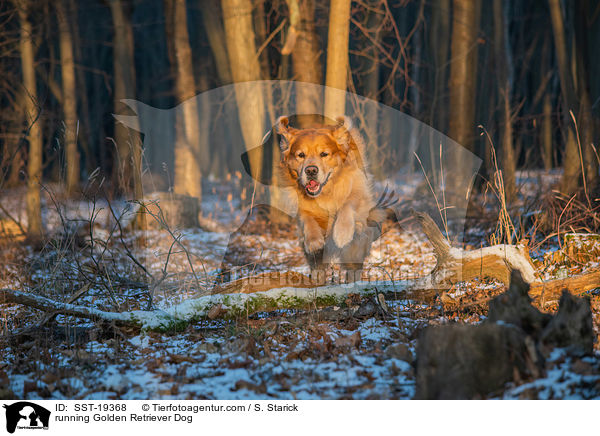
305, 165, 318, 177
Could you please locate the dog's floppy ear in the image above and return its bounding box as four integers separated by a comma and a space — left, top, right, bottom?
332, 115, 353, 151
275, 115, 293, 153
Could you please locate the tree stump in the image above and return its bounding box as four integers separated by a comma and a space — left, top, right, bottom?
142, 192, 200, 229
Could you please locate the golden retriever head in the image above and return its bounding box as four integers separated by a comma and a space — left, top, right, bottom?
276, 115, 362, 198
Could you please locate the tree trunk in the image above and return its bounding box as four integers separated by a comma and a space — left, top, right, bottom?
548, 0, 582, 196
357, 1, 384, 177
291, 0, 322, 115
221, 0, 265, 181
164, 0, 203, 201
542, 92, 553, 170
446, 0, 480, 201
17, 1, 43, 240
5, 89, 26, 188
324, 0, 352, 119
253, 0, 270, 81
56, 0, 79, 195
68, 0, 93, 176
493, 0, 516, 203
573, 0, 597, 191
6, 140, 23, 187
429, 0, 450, 133
108, 0, 141, 197
201, 0, 234, 178
447, 0, 479, 151
202, 0, 233, 85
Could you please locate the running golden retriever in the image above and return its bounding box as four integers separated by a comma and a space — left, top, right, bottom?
276, 115, 388, 280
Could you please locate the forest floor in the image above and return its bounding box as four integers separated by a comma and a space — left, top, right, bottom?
1, 171, 600, 399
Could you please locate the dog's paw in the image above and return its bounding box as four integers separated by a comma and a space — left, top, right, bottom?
333, 214, 355, 248
354, 220, 366, 234
304, 232, 325, 253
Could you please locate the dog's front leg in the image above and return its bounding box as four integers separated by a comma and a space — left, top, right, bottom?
333, 205, 356, 248
302, 215, 325, 254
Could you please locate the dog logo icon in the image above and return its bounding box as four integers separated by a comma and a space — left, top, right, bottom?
3, 402, 50, 433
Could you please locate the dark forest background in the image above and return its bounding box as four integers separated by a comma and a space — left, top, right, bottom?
1, 0, 599, 239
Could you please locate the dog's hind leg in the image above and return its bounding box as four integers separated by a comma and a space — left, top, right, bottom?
338, 225, 381, 282
304, 247, 327, 285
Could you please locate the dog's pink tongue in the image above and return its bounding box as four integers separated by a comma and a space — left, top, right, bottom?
307, 180, 319, 190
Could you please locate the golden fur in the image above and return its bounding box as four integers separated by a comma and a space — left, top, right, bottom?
276, 115, 380, 276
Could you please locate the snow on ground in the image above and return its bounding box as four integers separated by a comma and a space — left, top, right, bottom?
501, 349, 600, 400
1, 173, 600, 400
2, 315, 417, 400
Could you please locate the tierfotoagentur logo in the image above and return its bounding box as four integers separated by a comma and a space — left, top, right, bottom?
2, 402, 50, 433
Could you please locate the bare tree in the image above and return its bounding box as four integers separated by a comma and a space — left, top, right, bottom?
108, 0, 142, 200
446, 0, 480, 202
540, 36, 554, 171
164, 0, 203, 201
548, 0, 594, 196
202, 0, 233, 86
289, 0, 322, 115
16, 0, 43, 240
447, 0, 479, 152
493, 0, 516, 202
573, 0, 597, 191
3, 87, 26, 188
541, 92, 553, 171
56, 0, 79, 195
324, 0, 352, 118
429, 0, 451, 133
221, 0, 265, 181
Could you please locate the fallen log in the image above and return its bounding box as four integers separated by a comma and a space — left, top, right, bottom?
413, 211, 600, 304
0, 282, 399, 332
412, 211, 537, 285
529, 271, 600, 301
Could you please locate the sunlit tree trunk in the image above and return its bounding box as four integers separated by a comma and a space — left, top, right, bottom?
164, 0, 203, 201
202, 1, 234, 177
548, 0, 582, 196
291, 0, 322, 115
221, 0, 264, 181
447, 0, 479, 152
203, 0, 232, 85
324, 0, 352, 119
56, 0, 79, 195
253, 0, 270, 80
446, 0, 479, 201
17, 1, 43, 240
493, 0, 516, 202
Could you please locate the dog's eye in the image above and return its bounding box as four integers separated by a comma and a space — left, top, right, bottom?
297, 152, 305, 158
320, 152, 329, 157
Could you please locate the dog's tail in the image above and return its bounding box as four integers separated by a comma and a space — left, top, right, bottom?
368, 185, 399, 223
366, 185, 401, 240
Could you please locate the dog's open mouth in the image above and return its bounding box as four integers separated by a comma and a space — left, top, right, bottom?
304, 173, 330, 197
305, 180, 322, 196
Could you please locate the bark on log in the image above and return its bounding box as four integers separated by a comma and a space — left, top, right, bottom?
529, 271, 600, 302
